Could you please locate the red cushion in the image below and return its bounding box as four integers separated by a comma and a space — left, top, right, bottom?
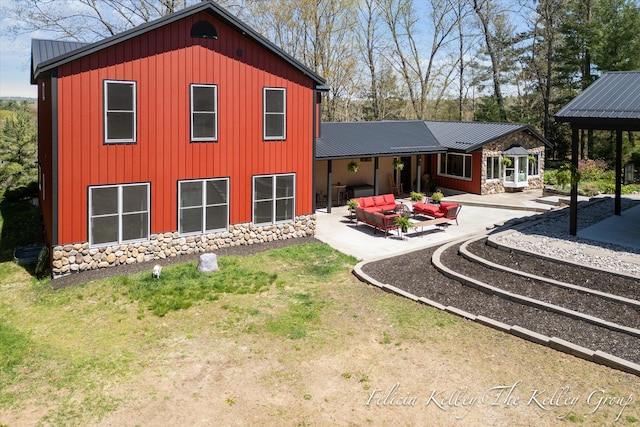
373, 195, 386, 206
383, 194, 396, 204
414, 203, 439, 216
439, 201, 458, 214
360, 197, 374, 208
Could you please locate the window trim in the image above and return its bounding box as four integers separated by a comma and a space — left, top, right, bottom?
178, 178, 229, 236
486, 155, 501, 181
263, 87, 286, 140
438, 153, 473, 181
252, 173, 295, 226
190, 84, 218, 142
528, 153, 540, 177
104, 80, 137, 144
88, 183, 150, 246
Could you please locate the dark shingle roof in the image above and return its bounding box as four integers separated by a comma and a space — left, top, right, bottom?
423, 121, 544, 152
316, 121, 444, 160
555, 71, 640, 122
31, 0, 325, 87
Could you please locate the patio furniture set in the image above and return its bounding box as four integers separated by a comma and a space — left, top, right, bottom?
353, 194, 461, 238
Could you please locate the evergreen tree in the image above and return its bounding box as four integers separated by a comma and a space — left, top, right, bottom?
0, 102, 37, 192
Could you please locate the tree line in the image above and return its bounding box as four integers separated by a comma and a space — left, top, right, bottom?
5, 0, 640, 166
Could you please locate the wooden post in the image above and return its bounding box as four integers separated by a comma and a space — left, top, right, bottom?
326, 160, 333, 213
374, 157, 379, 195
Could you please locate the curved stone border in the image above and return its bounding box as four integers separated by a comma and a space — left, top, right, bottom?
459, 235, 640, 310
352, 234, 640, 377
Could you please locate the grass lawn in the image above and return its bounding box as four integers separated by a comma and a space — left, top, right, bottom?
0, 200, 638, 426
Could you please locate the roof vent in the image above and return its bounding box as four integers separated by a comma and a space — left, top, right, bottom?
191, 21, 218, 39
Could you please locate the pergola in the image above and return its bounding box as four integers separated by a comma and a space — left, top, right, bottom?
554, 71, 640, 235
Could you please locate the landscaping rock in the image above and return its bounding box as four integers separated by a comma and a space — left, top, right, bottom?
198, 253, 219, 273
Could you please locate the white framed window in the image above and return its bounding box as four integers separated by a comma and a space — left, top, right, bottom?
178, 178, 229, 235
439, 153, 472, 180
191, 84, 218, 141
89, 183, 149, 246
528, 153, 540, 176
253, 173, 295, 225
486, 156, 500, 180
263, 87, 286, 140
104, 80, 137, 143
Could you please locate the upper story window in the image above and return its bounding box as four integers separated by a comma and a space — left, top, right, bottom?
191, 84, 218, 142
263, 87, 286, 140
104, 80, 136, 143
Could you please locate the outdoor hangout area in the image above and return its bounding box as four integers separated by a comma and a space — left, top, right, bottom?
350, 193, 462, 239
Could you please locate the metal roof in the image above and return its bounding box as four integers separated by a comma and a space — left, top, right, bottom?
503, 145, 530, 155
555, 71, 640, 122
31, 0, 326, 87
316, 121, 443, 159
31, 39, 89, 83
316, 120, 551, 159
423, 121, 546, 152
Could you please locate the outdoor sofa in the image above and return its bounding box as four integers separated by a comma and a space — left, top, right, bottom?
412, 201, 462, 225
353, 194, 401, 237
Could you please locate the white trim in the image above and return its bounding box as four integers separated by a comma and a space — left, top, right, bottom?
438, 153, 473, 181
252, 173, 295, 225
263, 87, 286, 140
485, 155, 501, 181
89, 182, 150, 246
104, 80, 137, 143
178, 178, 229, 235
190, 84, 218, 142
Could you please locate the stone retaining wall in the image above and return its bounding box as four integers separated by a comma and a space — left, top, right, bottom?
51, 215, 316, 278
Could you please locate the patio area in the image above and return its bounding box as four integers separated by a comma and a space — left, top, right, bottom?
314, 190, 549, 262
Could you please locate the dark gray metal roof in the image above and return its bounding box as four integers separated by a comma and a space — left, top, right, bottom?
503, 145, 529, 155
423, 120, 548, 152
31, 0, 326, 87
31, 39, 89, 83
555, 71, 640, 124
316, 121, 443, 159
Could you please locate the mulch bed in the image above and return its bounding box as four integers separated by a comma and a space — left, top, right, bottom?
360, 243, 640, 365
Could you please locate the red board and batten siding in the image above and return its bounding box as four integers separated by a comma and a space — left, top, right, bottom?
54, 11, 316, 245
430, 152, 483, 195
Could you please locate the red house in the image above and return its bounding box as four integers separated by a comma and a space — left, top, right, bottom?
31, 1, 327, 277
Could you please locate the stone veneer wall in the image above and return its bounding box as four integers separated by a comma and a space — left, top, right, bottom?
51, 215, 316, 278
480, 131, 546, 195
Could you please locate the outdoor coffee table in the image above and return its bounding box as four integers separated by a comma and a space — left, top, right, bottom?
412, 217, 449, 237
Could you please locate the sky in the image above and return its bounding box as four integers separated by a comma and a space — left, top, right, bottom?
0, 27, 38, 98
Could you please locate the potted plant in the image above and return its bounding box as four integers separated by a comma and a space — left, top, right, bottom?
393, 158, 404, 170
347, 198, 359, 221
431, 190, 444, 204
347, 161, 359, 173
501, 157, 513, 167
409, 191, 425, 203
395, 215, 412, 239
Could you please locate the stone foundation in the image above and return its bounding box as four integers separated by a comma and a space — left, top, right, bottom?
51, 215, 316, 278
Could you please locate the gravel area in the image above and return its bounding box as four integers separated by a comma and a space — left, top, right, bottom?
496, 197, 640, 277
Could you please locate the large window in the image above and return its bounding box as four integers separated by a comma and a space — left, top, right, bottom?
104, 80, 136, 143
486, 156, 500, 180
191, 84, 218, 141
439, 153, 472, 179
179, 178, 229, 235
253, 174, 295, 225
89, 183, 149, 246
263, 88, 286, 140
